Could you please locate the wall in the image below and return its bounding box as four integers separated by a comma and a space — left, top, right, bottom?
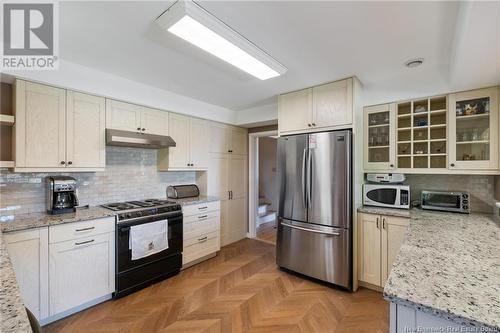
405, 174, 495, 213
0, 147, 196, 216
258, 137, 277, 211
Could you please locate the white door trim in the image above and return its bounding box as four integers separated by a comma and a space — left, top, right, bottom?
247, 130, 278, 239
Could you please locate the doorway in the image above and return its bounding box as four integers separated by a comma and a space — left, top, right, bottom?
248, 129, 278, 244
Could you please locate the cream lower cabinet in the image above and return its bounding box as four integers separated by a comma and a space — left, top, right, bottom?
15, 80, 105, 172
4, 227, 49, 321
278, 78, 354, 135
158, 114, 209, 170
358, 213, 409, 288
208, 152, 248, 246
182, 201, 220, 268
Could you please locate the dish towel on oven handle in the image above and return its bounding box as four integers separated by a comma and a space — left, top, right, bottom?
129, 219, 169, 260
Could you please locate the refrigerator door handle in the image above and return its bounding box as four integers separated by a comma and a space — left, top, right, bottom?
281, 222, 340, 236
307, 148, 313, 209
301, 148, 308, 207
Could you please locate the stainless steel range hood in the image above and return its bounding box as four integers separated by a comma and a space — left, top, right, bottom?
105, 129, 176, 149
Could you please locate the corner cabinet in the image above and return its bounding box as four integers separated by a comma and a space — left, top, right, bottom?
14, 80, 105, 172
278, 78, 354, 135
157, 114, 210, 170
363, 103, 396, 170
449, 87, 499, 170
358, 213, 409, 289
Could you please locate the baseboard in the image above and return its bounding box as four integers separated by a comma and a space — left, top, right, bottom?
40, 294, 112, 326
358, 280, 384, 292
182, 252, 217, 270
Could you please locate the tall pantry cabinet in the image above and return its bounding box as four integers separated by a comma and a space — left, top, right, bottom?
208, 123, 248, 246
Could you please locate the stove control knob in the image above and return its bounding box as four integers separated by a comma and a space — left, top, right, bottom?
126, 213, 132, 218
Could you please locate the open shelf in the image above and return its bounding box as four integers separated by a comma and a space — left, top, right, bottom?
456, 113, 489, 120
456, 140, 489, 145
368, 145, 390, 149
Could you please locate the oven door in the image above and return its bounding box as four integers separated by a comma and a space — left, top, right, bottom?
363, 185, 400, 208
116, 212, 183, 274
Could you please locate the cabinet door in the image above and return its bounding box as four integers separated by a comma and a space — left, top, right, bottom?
229, 154, 247, 199
209, 123, 229, 154
49, 232, 114, 316
4, 228, 49, 320
225, 197, 247, 245
229, 126, 247, 155
168, 113, 190, 168
66, 91, 106, 168
208, 153, 229, 199
312, 78, 353, 128
278, 88, 312, 133
189, 118, 210, 168
381, 216, 409, 284
364, 103, 396, 171
219, 199, 230, 246
449, 87, 499, 170
15, 80, 66, 168
140, 107, 169, 136
105, 99, 141, 132
358, 213, 381, 287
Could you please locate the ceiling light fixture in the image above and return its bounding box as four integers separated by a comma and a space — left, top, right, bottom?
155, 0, 287, 80
405, 58, 424, 68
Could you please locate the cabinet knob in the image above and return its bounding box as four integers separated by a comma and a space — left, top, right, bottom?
137, 127, 141, 130
312, 123, 316, 126
308, 124, 312, 127
141, 128, 145, 131
450, 163, 455, 167
390, 164, 394, 168
60, 161, 65, 165
68, 161, 73, 165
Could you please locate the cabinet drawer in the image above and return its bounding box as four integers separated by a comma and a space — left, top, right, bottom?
184, 230, 218, 248
183, 232, 219, 265
182, 201, 220, 217
49, 217, 115, 244
184, 217, 219, 240
184, 210, 219, 225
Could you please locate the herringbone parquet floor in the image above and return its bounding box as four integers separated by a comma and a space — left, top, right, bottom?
43, 239, 389, 333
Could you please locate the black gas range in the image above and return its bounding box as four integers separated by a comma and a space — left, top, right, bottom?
102, 199, 183, 298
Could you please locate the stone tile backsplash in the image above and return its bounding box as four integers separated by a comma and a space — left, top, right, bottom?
405, 174, 495, 213
0, 147, 196, 215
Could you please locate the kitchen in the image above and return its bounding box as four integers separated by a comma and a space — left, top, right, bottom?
1, 1, 499, 333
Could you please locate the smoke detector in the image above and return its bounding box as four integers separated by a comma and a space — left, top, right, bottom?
405, 58, 424, 68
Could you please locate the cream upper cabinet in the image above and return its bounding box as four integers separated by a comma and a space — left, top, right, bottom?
358, 213, 409, 288
105, 99, 141, 132
158, 114, 210, 170
140, 107, 169, 136
4, 228, 49, 321
449, 87, 499, 170
15, 80, 66, 168
15, 80, 104, 171
189, 118, 210, 168
166, 113, 190, 168
358, 213, 382, 287
210, 123, 230, 154
364, 103, 396, 171
312, 78, 353, 129
229, 127, 247, 155
278, 88, 312, 134
278, 78, 354, 135
66, 91, 106, 168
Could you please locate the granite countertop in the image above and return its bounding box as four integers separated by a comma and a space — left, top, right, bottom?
357, 205, 411, 218
0, 206, 116, 233
171, 196, 220, 206
383, 209, 500, 330
0, 230, 32, 333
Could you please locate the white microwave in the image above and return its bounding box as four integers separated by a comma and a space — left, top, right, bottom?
363, 184, 410, 209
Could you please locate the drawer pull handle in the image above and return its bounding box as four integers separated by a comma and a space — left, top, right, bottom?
197, 236, 208, 242
198, 206, 208, 210
75, 239, 94, 246
75, 226, 95, 232
198, 215, 208, 219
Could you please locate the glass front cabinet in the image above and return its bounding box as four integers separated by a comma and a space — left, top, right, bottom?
363, 103, 396, 170
449, 87, 499, 170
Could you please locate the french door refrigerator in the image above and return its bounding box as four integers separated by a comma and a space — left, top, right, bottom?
276, 130, 352, 290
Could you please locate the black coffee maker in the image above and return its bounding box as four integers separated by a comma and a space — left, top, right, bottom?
46, 176, 79, 214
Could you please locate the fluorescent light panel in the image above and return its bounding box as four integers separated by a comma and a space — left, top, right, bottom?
156, 1, 286, 80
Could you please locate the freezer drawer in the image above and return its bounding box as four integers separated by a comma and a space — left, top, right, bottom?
276, 219, 351, 289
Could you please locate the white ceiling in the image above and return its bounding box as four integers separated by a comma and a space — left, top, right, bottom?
60, 1, 499, 112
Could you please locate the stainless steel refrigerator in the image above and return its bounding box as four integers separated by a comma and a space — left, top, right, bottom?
276, 130, 352, 290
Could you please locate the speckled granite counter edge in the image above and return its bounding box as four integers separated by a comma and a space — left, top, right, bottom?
357, 206, 411, 218
0, 231, 32, 333
172, 196, 220, 206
